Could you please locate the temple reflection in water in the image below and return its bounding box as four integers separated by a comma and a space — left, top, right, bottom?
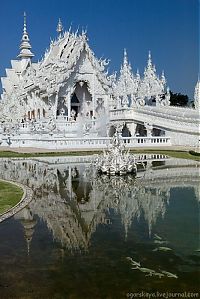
0, 156, 199, 253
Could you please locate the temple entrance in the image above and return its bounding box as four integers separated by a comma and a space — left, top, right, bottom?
70, 81, 92, 119
71, 93, 80, 119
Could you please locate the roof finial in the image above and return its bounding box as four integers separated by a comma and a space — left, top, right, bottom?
148, 50, 152, 67
57, 18, 63, 36
161, 70, 166, 85
23, 12, 27, 33
18, 12, 34, 60
136, 68, 140, 79
148, 50, 151, 58
123, 48, 128, 66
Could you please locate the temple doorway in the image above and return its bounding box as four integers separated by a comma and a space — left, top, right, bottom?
71, 93, 80, 119
71, 81, 92, 118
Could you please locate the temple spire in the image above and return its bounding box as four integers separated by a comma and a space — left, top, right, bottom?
144, 50, 157, 76
57, 18, 63, 36
123, 48, 128, 67
18, 12, 34, 60
161, 70, 166, 85
147, 50, 152, 68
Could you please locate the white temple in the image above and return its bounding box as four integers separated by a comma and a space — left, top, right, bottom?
0, 16, 199, 149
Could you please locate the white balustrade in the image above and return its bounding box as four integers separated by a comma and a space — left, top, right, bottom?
109, 107, 199, 135
0, 135, 171, 149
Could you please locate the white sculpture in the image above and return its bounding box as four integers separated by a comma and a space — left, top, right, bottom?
95, 133, 138, 175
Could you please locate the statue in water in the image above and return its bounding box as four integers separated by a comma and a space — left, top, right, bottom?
95, 132, 138, 176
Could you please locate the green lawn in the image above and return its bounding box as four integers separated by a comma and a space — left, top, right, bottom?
0, 150, 96, 158
0, 180, 24, 215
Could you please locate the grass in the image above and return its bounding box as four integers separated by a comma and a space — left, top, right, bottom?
0, 149, 199, 161
0, 150, 97, 158
0, 181, 24, 215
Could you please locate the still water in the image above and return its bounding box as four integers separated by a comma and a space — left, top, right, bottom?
0, 155, 199, 299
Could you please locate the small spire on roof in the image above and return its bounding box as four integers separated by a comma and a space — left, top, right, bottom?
161, 70, 166, 85
57, 18, 63, 36
23, 12, 27, 34
123, 48, 128, 66
18, 12, 34, 60
136, 68, 140, 79
147, 50, 152, 67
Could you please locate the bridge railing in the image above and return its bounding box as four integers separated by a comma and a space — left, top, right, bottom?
109, 107, 199, 124
122, 136, 171, 147
0, 135, 171, 149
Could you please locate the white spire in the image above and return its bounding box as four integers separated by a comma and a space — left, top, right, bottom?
144, 51, 157, 77
120, 49, 133, 80
136, 68, 140, 79
57, 18, 63, 36
148, 50, 152, 67
18, 12, 34, 60
114, 49, 139, 107
161, 70, 166, 85
123, 48, 128, 67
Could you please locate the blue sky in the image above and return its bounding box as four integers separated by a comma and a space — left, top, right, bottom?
0, 0, 198, 98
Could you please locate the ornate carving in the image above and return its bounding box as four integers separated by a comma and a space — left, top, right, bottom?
94, 132, 139, 175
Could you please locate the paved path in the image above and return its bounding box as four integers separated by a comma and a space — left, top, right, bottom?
0, 179, 33, 223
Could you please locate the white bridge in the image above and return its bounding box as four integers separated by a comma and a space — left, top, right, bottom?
109, 105, 199, 147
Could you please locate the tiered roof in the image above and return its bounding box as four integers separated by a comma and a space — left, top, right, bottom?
1, 16, 170, 114
1, 27, 111, 104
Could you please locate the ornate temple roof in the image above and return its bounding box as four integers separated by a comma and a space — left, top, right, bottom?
114, 49, 140, 102
0, 25, 111, 104
2, 15, 198, 125
137, 52, 167, 102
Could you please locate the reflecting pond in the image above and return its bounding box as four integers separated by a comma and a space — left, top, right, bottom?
0, 155, 199, 299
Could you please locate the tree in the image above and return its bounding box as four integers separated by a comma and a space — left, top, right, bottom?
169, 91, 189, 107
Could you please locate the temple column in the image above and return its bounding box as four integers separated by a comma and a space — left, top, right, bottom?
67, 90, 71, 121
145, 122, 153, 137
146, 160, 152, 170
115, 122, 124, 135
54, 92, 59, 118
106, 124, 110, 137
92, 73, 95, 118
126, 122, 137, 136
